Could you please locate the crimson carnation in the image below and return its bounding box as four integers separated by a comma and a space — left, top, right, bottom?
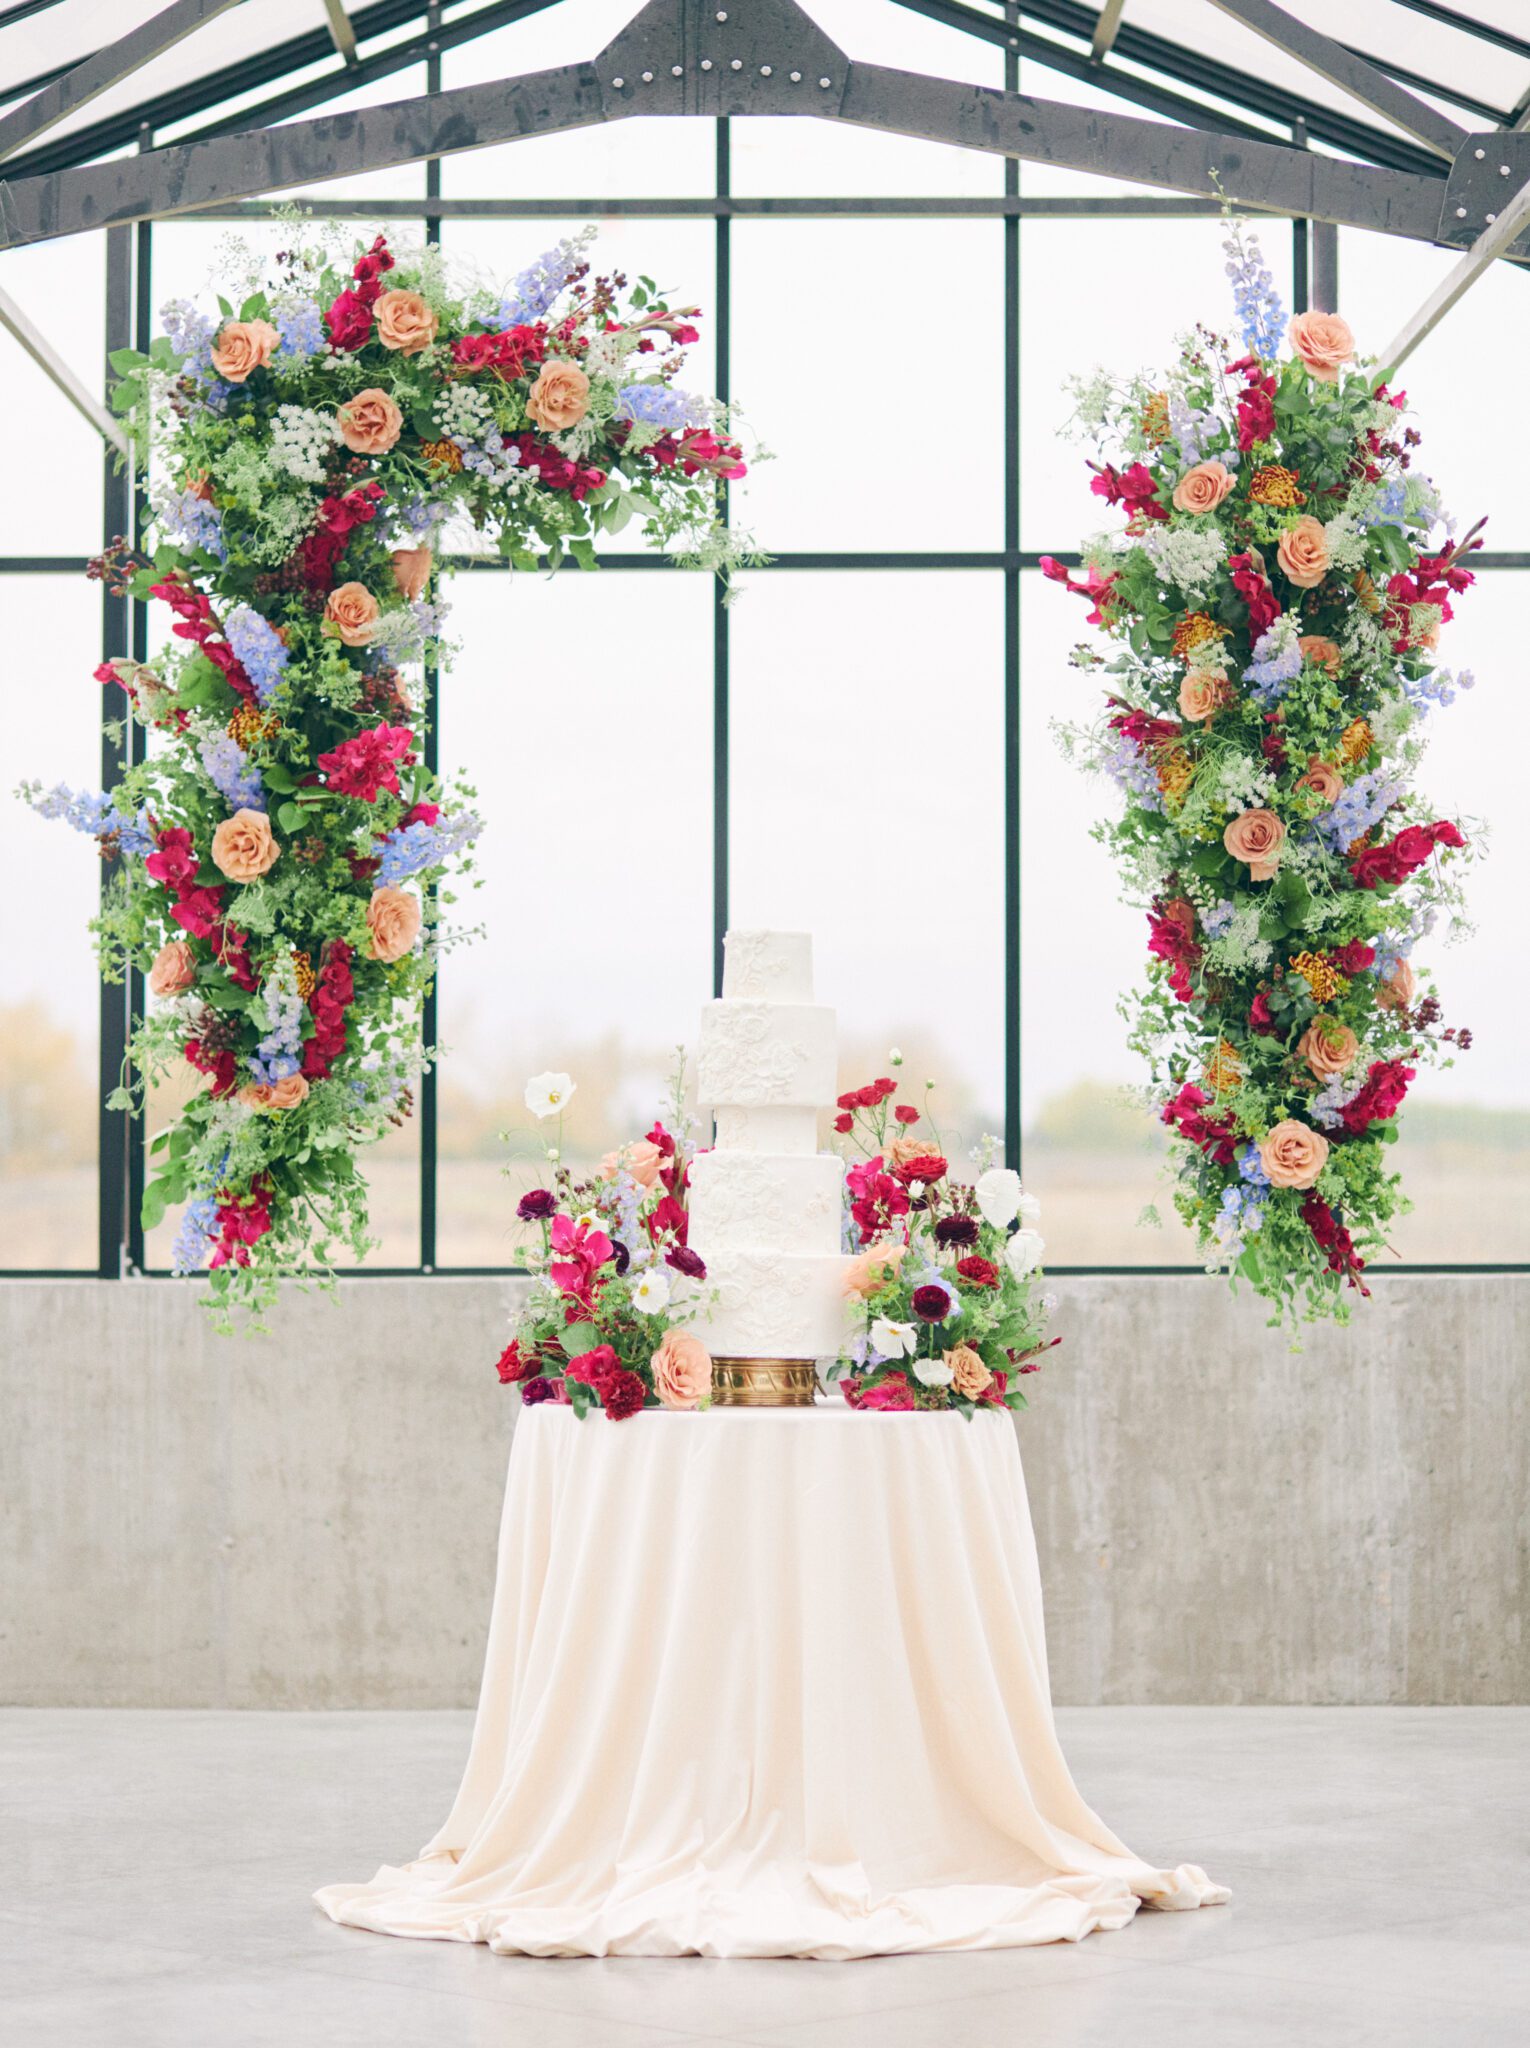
1161, 1081, 1240, 1166
1249, 991, 1281, 1038
833, 1112, 853, 1134
600, 1368, 647, 1421
325, 289, 373, 351
893, 1104, 920, 1126
956, 1255, 1001, 1289
892, 1153, 948, 1186
911, 1282, 953, 1322
567, 1344, 620, 1390
934, 1215, 979, 1250
517, 1188, 556, 1221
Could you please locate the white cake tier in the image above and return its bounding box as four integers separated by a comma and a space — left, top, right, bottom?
695, 1250, 850, 1361
697, 1000, 837, 1110
713, 1106, 820, 1155
721, 929, 814, 1004
688, 1149, 845, 1259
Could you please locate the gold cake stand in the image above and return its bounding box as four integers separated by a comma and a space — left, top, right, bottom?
711, 1357, 820, 1408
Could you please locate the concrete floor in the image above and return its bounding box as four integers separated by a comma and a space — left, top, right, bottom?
2, 1709, 1526, 2048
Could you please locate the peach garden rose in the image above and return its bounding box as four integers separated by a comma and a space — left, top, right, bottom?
1223, 808, 1286, 881
651, 1329, 713, 1410
1171, 460, 1234, 515
148, 939, 196, 997
525, 358, 590, 432
1287, 310, 1355, 382
842, 1241, 908, 1300
1377, 959, 1416, 1012
373, 288, 438, 354
325, 582, 381, 646
1258, 1120, 1330, 1190
1295, 757, 1344, 804
1298, 1018, 1359, 1080
945, 1344, 993, 1400
1276, 515, 1330, 589
239, 1074, 309, 1112
209, 318, 278, 383
1178, 670, 1226, 722
210, 808, 279, 883
390, 547, 432, 601
1298, 635, 1342, 678
365, 886, 421, 963
336, 386, 403, 454
597, 1138, 663, 1189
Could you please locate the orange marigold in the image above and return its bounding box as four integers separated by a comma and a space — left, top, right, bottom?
420, 439, 464, 472
1289, 951, 1349, 1005
1171, 613, 1225, 661
1352, 569, 1382, 614
1249, 463, 1305, 508
291, 949, 316, 1001
1156, 744, 1195, 806
1204, 1039, 1242, 1092
1339, 717, 1374, 766
226, 703, 279, 749
1140, 391, 1171, 445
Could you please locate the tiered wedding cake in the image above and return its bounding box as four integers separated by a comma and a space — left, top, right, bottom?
689, 931, 849, 1364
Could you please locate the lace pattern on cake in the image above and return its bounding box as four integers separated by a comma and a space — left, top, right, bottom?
698, 1002, 834, 1106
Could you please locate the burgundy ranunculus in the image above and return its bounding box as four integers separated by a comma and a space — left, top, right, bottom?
325, 288, 373, 351
610, 1239, 631, 1276
665, 1244, 707, 1280
600, 1368, 647, 1421
956, 1255, 1001, 1289
934, 1215, 979, 1250
520, 1375, 558, 1406
911, 1282, 953, 1323
516, 1188, 556, 1221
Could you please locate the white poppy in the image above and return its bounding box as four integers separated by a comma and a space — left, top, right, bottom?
1016, 1190, 1042, 1229
869, 1316, 917, 1360
574, 1209, 603, 1233
913, 1353, 955, 1388
975, 1166, 1022, 1229
1004, 1228, 1046, 1278
631, 1268, 671, 1314
525, 1070, 576, 1119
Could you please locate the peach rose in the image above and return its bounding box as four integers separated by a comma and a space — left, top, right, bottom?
1299, 635, 1342, 678
1258, 1120, 1329, 1190
1298, 1018, 1359, 1081
945, 1344, 992, 1400
598, 1138, 663, 1189
374, 289, 438, 355
1377, 960, 1416, 1012
239, 1073, 310, 1113
336, 386, 404, 455
1296, 757, 1344, 805
366, 886, 422, 963
1171, 460, 1234, 515
651, 1328, 713, 1410
391, 546, 432, 602
148, 939, 196, 997
525, 358, 590, 432
210, 318, 278, 383
887, 1134, 941, 1171
1276, 515, 1330, 589
1287, 310, 1355, 382
1223, 808, 1286, 881
325, 581, 381, 646
842, 1240, 908, 1300
1178, 670, 1227, 722
210, 808, 279, 884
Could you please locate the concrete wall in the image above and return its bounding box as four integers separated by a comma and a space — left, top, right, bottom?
1, 1274, 1525, 1707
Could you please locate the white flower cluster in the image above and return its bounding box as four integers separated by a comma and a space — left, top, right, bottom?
1063, 366, 1117, 439
1139, 524, 1226, 603
269, 404, 342, 484
1321, 509, 1370, 574
433, 381, 494, 441
1203, 901, 1273, 974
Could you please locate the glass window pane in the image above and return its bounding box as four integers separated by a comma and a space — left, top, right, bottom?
730, 569, 1006, 1147
3, 576, 104, 1268
733, 220, 1005, 550
434, 565, 714, 1267
1019, 569, 1199, 1266
0, 233, 108, 555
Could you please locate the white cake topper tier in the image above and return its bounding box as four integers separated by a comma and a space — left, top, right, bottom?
721, 929, 813, 1003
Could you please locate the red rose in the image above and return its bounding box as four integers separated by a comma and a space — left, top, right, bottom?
911, 1282, 953, 1322
1392, 825, 1434, 869
833, 1113, 853, 1133
325, 289, 373, 351
567, 1344, 620, 1389
893, 1104, 920, 1125
956, 1255, 1001, 1289
495, 1341, 532, 1384
600, 1368, 647, 1421
1332, 941, 1376, 976
892, 1153, 948, 1186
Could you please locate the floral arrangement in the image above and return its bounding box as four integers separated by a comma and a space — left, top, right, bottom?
493, 1062, 716, 1419
20, 220, 744, 1324
1049, 214, 1479, 1323
828, 1060, 1056, 1414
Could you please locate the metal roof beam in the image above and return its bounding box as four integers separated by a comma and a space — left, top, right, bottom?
1205, 0, 1467, 162
321, 0, 359, 66
1090, 1, 1126, 64
0, 0, 244, 164
1386, 171, 1530, 364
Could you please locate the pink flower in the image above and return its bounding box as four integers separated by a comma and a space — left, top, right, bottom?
548, 1214, 615, 1305
845, 1372, 917, 1412
598, 1138, 663, 1189
316, 723, 415, 802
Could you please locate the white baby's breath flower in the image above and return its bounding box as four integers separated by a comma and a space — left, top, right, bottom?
632, 1268, 672, 1314
525, 1071, 576, 1119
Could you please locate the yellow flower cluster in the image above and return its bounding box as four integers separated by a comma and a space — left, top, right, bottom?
291, 949, 316, 1002
1352, 569, 1382, 614
226, 704, 279, 749
1248, 463, 1305, 508
420, 439, 464, 472
1156, 745, 1195, 807
1289, 951, 1349, 1004
1171, 612, 1225, 661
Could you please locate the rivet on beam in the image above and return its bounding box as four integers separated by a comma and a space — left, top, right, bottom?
701, 58, 712, 70
790, 70, 801, 81
612, 77, 624, 88
819, 76, 831, 88
731, 59, 742, 70
761, 65, 772, 76
671, 64, 683, 75
642, 71, 653, 82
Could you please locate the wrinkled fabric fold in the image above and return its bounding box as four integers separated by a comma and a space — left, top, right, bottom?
316, 1408, 1227, 1958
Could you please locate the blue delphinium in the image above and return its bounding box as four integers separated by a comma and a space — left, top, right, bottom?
160, 298, 216, 375
616, 384, 705, 430
492, 239, 584, 328
1356, 478, 1407, 530
1404, 665, 1473, 713
1103, 732, 1165, 813
24, 782, 152, 855
375, 810, 483, 886
1202, 899, 1237, 938
247, 965, 306, 1087
198, 733, 263, 811
273, 294, 325, 363
171, 1151, 229, 1274
1213, 1149, 1270, 1258
159, 488, 227, 562
223, 605, 290, 704
1317, 769, 1408, 852
1222, 220, 1286, 362
1243, 620, 1303, 705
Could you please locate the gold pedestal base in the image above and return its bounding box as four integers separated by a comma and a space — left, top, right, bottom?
711, 1357, 820, 1408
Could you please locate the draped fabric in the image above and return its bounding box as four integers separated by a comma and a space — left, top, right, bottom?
316, 1407, 1227, 1958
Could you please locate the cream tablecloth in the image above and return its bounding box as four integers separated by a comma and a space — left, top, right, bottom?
316, 1406, 1227, 1958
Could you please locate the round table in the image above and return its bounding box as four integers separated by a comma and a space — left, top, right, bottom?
316, 1406, 1226, 1958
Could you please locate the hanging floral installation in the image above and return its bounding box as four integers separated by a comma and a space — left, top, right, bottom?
21, 220, 747, 1325
1051, 216, 1481, 1324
